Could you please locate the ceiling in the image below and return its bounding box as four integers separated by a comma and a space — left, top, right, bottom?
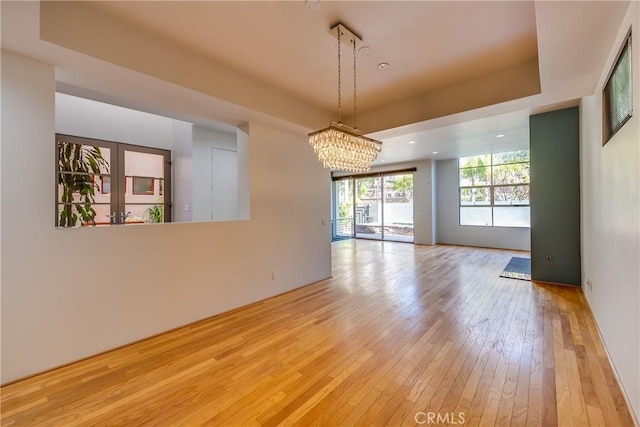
0, 1, 631, 163
88, 0, 539, 114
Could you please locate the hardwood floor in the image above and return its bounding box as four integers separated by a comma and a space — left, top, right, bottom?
1, 240, 635, 426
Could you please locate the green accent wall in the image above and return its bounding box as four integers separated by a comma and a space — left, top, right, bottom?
529, 107, 581, 286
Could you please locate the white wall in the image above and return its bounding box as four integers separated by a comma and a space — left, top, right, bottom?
333, 160, 436, 245
436, 159, 531, 251
0, 51, 332, 384
431, 161, 438, 243
55, 92, 176, 150
236, 125, 250, 221
211, 148, 238, 221
192, 126, 238, 222
171, 121, 194, 222
413, 160, 436, 245
580, 1, 639, 419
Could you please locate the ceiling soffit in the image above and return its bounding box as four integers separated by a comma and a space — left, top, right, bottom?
39, 1, 333, 130
39, 1, 541, 133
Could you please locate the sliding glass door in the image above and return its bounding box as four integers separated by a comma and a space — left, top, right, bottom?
355, 177, 382, 239
333, 179, 354, 240
383, 173, 414, 242
333, 170, 414, 242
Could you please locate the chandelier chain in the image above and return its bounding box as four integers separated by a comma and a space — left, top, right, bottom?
307, 23, 382, 173
337, 29, 342, 123
352, 38, 357, 131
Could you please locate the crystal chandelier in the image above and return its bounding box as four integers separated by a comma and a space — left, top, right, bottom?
309, 24, 382, 173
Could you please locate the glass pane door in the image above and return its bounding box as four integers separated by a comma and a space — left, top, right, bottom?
333, 179, 354, 240
383, 173, 414, 242
56, 135, 115, 227
121, 146, 170, 224
355, 177, 382, 239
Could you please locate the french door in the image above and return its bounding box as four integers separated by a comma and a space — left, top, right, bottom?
56, 134, 171, 227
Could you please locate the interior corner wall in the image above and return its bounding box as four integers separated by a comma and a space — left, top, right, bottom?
409, 160, 435, 245
435, 159, 531, 251
0, 50, 332, 384
529, 107, 581, 286
236, 125, 250, 221
171, 121, 193, 222
431, 161, 437, 244
580, 1, 639, 418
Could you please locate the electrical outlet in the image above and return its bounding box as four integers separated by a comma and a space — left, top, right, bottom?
587, 280, 593, 291
271, 272, 277, 281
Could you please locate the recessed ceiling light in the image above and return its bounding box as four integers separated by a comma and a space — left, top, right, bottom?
496, 134, 506, 138
432, 151, 438, 154
408, 140, 416, 144
378, 62, 390, 70
305, 0, 321, 11
359, 46, 371, 55
380, 159, 386, 162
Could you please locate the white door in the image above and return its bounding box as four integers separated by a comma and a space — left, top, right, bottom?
211, 147, 238, 221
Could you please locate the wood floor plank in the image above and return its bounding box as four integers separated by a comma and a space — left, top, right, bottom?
495, 283, 532, 426
541, 289, 560, 427
1, 240, 635, 426
553, 316, 574, 427
463, 280, 525, 426
525, 284, 545, 427
477, 282, 528, 426
510, 285, 538, 426
432, 274, 514, 418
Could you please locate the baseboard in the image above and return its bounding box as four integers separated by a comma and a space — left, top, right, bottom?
532, 279, 580, 288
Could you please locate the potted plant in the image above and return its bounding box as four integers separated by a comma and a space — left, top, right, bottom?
58, 140, 109, 227
145, 205, 164, 223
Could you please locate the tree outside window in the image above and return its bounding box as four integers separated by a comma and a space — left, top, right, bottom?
459, 150, 530, 227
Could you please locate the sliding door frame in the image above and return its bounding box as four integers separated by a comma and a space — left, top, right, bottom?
332, 167, 416, 243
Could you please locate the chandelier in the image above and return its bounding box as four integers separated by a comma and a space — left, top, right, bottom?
309, 23, 382, 173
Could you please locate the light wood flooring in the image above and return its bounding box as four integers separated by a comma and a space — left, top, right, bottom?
1, 240, 635, 426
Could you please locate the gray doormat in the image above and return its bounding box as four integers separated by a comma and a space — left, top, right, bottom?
500, 257, 532, 281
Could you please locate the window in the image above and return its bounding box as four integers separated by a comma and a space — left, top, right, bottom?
603, 32, 633, 144
132, 177, 155, 195
56, 134, 171, 227
459, 150, 530, 227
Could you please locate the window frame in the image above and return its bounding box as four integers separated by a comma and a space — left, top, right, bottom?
331, 168, 416, 242
458, 151, 530, 228
603, 32, 633, 145
131, 176, 156, 196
